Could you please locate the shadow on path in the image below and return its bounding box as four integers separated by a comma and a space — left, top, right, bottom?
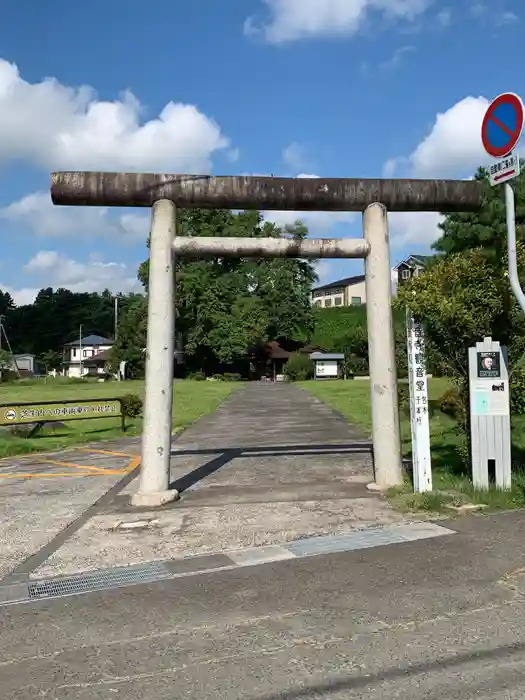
169, 442, 374, 493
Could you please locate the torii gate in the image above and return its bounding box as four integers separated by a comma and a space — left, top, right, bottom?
51, 173, 483, 507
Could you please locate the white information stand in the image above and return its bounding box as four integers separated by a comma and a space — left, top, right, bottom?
468, 337, 511, 489
406, 312, 432, 492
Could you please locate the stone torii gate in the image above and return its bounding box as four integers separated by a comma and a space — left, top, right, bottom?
51, 173, 483, 507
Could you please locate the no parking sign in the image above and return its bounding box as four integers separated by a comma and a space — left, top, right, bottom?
481, 92, 523, 185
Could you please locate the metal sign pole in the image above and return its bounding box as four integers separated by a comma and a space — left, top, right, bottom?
505, 181, 525, 313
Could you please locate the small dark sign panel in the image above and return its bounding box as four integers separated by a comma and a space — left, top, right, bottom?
477, 351, 501, 378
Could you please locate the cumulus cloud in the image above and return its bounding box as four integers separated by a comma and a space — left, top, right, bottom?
0, 58, 230, 171
385, 96, 492, 179
0, 191, 149, 241
282, 142, 309, 171
388, 211, 443, 247
408, 96, 490, 177
245, 0, 432, 43
2, 251, 142, 306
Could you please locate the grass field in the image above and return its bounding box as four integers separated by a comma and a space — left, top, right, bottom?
300, 378, 525, 512
0, 378, 241, 457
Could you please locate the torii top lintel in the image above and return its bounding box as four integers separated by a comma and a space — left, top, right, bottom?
50, 172, 484, 213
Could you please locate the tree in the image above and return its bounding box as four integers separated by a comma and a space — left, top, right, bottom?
109, 296, 147, 378
0, 290, 14, 317
433, 164, 525, 259
40, 350, 63, 372
0, 349, 11, 370
136, 208, 317, 373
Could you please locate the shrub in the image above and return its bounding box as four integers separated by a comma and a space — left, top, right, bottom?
439, 385, 467, 430
211, 373, 225, 381
510, 365, 525, 414
188, 371, 205, 381
284, 352, 314, 381
223, 372, 242, 381
120, 394, 143, 419
397, 383, 410, 415
343, 353, 368, 377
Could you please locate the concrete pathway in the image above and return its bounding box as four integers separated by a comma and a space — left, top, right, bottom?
0, 437, 141, 580
0, 383, 405, 579
1, 382, 408, 581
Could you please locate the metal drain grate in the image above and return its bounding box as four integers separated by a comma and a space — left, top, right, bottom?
28, 561, 172, 601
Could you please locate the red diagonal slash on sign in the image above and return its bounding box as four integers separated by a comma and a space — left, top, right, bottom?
490, 114, 514, 137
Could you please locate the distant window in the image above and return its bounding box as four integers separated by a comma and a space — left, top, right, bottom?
401, 269, 411, 279
314, 291, 323, 298
413, 267, 423, 277
334, 297, 343, 306
72, 348, 77, 358
351, 296, 362, 305
314, 300, 322, 307
324, 298, 332, 307
334, 288, 343, 295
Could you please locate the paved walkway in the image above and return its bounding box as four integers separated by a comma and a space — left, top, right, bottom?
1, 382, 409, 580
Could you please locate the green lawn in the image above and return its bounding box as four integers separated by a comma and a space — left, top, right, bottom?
300, 378, 525, 512
0, 378, 241, 457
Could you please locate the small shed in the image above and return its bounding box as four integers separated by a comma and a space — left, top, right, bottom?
309, 352, 344, 379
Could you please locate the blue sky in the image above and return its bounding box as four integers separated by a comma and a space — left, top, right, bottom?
0, 0, 521, 303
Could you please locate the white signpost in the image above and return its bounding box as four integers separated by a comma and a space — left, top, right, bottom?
468, 337, 511, 489
406, 312, 432, 493
488, 152, 520, 187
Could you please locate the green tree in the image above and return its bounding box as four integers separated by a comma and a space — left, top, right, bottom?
110, 296, 147, 378
0, 348, 11, 370
433, 164, 525, 259
137, 208, 316, 372
40, 350, 63, 372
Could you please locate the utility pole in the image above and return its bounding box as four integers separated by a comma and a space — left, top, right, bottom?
79, 324, 83, 377
0, 315, 20, 377
114, 296, 119, 339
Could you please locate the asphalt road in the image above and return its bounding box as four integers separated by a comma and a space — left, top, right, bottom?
3, 510, 525, 699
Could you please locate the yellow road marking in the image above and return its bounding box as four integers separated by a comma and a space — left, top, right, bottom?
0, 454, 141, 480
76, 448, 136, 457
39, 458, 115, 473
0, 470, 126, 479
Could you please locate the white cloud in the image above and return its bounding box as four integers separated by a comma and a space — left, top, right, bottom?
246, 0, 432, 43
379, 45, 414, 71
282, 142, 309, 171
388, 211, 443, 247
0, 58, 230, 171
386, 96, 490, 179
0, 191, 149, 240
436, 8, 451, 25
2, 251, 142, 306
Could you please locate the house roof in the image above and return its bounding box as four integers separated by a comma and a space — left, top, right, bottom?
65, 334, 114, 347
263, 341, 324, 360
393, 255, 431, 270
312, 274, 365, 293
84, 349, 112, 365
310, 352, 344, 360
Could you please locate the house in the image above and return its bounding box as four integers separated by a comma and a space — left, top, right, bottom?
311, 274, 366, 308
11, 353, 36, 375
63, 334, 114, 378
392, 255, 431, 293
253, 340, 323, 380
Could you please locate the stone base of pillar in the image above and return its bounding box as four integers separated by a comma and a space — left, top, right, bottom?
130, 489, 180, 508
